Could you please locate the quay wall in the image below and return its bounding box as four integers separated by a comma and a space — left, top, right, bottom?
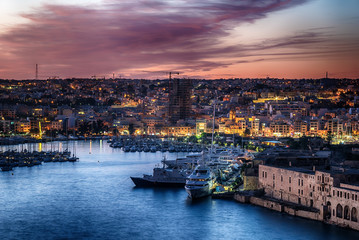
234, 194, 321, 222
250, 197, 283, 212
243, 176, 258, 191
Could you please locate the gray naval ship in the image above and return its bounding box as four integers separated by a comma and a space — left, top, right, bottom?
130, 156, 194, 187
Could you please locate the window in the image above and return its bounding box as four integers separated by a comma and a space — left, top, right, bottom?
301, 179, 303, 186
281, 175, 283, 182
298, 179, 300, 186
289, 177, 291, 184
273, 174, 275, 180
298, 189, 300, 194
301, 190, 303, 195
333, 190, 335, 196
265, 172, 267, 178
340, 191, 342, 198
289, 187, 291, 192
262, 171, 264, 178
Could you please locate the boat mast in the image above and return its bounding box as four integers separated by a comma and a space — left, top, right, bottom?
210, 93, 217, 155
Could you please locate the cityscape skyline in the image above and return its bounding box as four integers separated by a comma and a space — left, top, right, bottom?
0, 0, 359, 80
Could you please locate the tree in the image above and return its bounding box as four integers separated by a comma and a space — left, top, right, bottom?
112, 128, 119, 137
188, 135, 198, 143
128, 123, 135, 135
244, 128, 251, 137
326, 131, 333, 146
78, 121, 91, 135
93, 120, 105, 134
30, 128, 39, 134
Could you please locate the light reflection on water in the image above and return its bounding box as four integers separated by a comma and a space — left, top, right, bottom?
0, 140, 358, 239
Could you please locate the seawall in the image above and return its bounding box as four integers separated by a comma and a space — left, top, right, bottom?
234, 193, 321, 222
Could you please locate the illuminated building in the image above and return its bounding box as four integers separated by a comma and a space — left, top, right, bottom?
196, 119, 207, 136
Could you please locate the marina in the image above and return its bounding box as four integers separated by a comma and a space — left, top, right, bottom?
109, 137, 205, 153
0, 142, 78, 172
1, 140, 358, 239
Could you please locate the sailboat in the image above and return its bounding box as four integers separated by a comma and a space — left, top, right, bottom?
68, 141, 78, 162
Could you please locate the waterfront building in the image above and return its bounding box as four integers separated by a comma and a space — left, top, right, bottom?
259, 164, 359, 231
196, 119, 207, 136
15, 120, 31, 133
51, 120, 63, 131
164, 126, 195, 137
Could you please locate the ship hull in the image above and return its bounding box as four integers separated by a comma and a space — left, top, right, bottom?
130, 177, 185, 187
185, 185, 211, 199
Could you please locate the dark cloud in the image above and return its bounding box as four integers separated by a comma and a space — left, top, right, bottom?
0, 0, 335, 79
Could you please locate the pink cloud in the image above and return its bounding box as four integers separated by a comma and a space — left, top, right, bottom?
2, 0, 355, 79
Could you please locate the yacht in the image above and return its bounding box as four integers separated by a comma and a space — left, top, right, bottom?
130, 157, 192, 187
185, 164, 216, 199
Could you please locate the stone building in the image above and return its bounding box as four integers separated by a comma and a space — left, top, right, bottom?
259, 165, 359, 230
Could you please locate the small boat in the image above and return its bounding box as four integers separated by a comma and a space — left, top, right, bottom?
1, 165, 13, 171
150, 146, 157, 153
123, 146, 131, 152
68, 156, 79, 162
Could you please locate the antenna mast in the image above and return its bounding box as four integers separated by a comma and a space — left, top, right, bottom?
36, 64, 38, 80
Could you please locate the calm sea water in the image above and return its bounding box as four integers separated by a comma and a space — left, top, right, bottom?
1, 140, 359, 240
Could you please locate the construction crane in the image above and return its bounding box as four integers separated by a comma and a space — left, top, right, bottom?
167, 72, 179, 80
141, 70, 180, 80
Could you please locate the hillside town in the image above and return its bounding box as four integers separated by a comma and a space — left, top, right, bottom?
1, 77, 359, 145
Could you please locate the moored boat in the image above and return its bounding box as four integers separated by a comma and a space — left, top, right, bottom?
185, 164, 216, 199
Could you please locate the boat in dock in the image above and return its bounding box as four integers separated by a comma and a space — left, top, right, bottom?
130, 156, 192, 187
185, 163, 216, 199
1, 165, 13, 171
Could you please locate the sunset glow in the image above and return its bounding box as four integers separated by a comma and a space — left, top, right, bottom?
0, 0, 358, 79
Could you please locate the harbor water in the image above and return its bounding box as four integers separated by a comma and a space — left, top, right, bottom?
0, 140, 359, 239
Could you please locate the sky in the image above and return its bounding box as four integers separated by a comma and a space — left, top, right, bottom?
0, 0, 358, 80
